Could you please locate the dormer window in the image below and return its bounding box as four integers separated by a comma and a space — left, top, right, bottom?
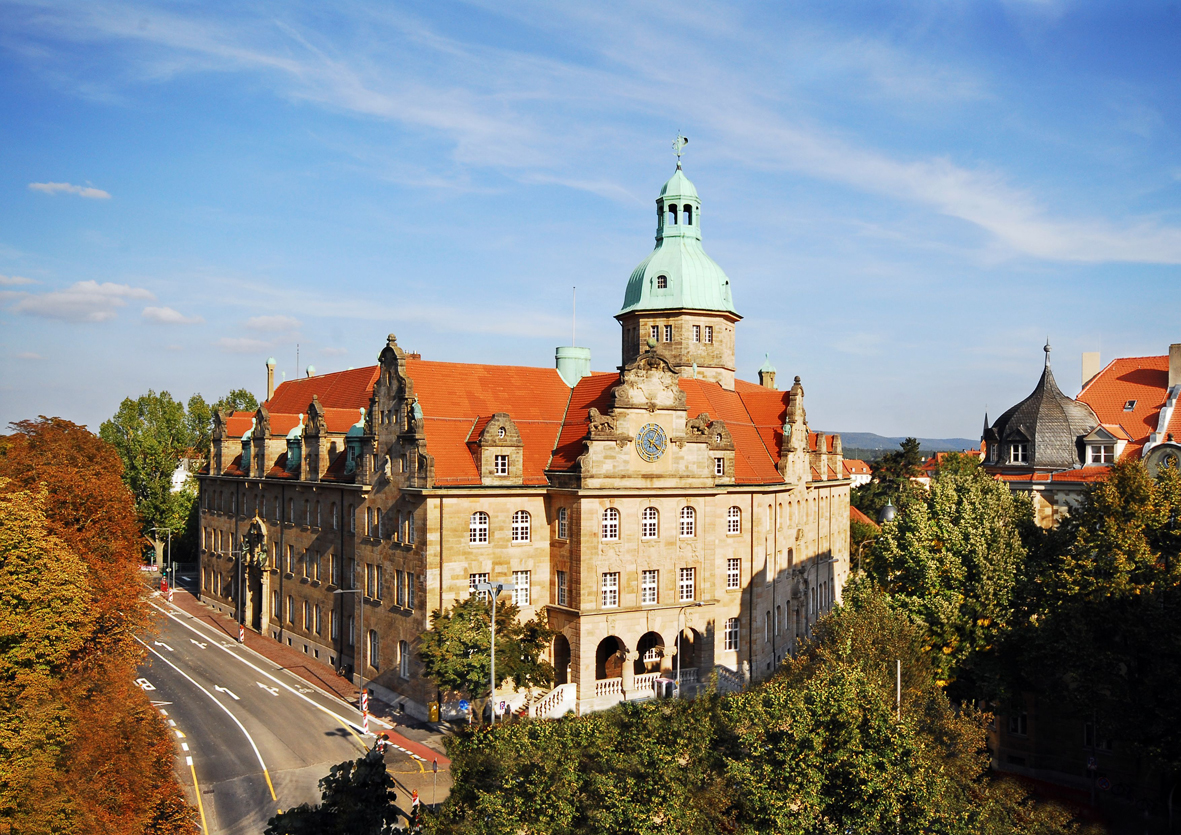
656, 275, 668, 289
497, 426, 506, 438
286, 437, 302, 472
494, 454, 509, 476
1009, 443, 1028, 464
1089, 444, 1115, 464
1124, 400, 1137, 411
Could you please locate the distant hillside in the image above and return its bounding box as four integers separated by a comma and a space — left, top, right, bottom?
823, 432, 979, 461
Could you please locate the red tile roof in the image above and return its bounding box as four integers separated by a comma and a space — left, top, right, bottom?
683, 379, 783, 484
997, 465, 1110, 484
549, 373, 616, 472
265, 366, 380, 414
1077, 356, 1169, 458
850, 506, 878, 528
844, 459, 871, 476
225, 413, 255, 437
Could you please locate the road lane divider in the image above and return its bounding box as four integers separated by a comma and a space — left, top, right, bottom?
149, 600, 379, 748
137, 636, 279, 802
187, 755, 210, 835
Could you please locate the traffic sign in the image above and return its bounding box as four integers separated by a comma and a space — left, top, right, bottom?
458, 699, 470, 712
1086, 756, 1097, 771
1097, 777, 1111, 791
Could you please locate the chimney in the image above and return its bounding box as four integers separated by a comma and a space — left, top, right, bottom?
306, 365, 316, 378
555, 346, 591, 388
266, 357, 276, 401
757, 354, 777, 390
1082, 352, 1100, 388
1170, 343, 1181, 390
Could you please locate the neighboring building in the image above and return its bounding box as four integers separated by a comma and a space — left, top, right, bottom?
982, 340, 1181, 528
917, 448, 984, 483
843, 458, 872, 488
197, 160, 851, 719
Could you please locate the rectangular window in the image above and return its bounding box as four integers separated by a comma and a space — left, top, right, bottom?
513, 570, 530, 606
272, 590, 279, 619
314, 604, 321, 635
678, 567, 696, 602
331, 552, 340, 585
727, 558, 740, 589
348, 615, 355, 646
286, 545, 295, 574
302, 549, 309, 578
705, 325, 713, 344
692, 325, 701, 342
715, 457, 724, 476
724, 617, 739, 650
557, 507, 568, 540
366, 564, 375, 598
601, 572, 619, 608
470, 572, 489, 600
400, 640, 410, 679
407, 573, 415, 610
494, 454, 509, 476
663, 325, 673, 343
557, 570, 568, 606
1009, 443, 1029, 464
650, 325, 659, 342
1090, 444, 1115, 464
407, 511, 415, 544
287, 595, 294, 624
375, 565, 383, 600
641, 570, 658, 604
331, 608, 339, 640
1008, 712, 1028, 736
396, 569, 406, 607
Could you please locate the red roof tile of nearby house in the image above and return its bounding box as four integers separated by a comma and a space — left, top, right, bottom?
226, 413, 255, 437
265, 366, 380, 414
1077, 356, 1169, 458
997, 465, 1110, 484
404, 359, 572, 486
844, 459, 871, 476
323, 407, 365, 433
850, 506, 878, 528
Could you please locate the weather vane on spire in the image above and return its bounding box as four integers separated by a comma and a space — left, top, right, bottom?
672, 134, 688, 168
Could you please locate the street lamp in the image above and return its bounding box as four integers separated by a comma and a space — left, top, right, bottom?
676, 601, 704, 697
855, 538, 878, 575
474, 581, 516, 723
878, 500, 897, 524
151, 525, 172, 589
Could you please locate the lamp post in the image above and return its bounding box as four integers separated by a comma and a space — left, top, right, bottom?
676, 601, 704, 697
855, 538, 878, 575
474, 581, 515, 724
333, 586, 365, 713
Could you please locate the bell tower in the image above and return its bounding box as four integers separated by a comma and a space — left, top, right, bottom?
616, 137, 741, 389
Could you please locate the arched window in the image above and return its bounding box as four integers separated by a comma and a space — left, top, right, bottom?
512, 510, 530, 543
727, 506, 741, 534
641, 507, 659, 539
679, 506, 696, 538
601, 508, 620, 541
656, 274, 668, 289
470, 512, 489, 544
557, 507, 568, 540
683, 204, 693, 225
399, 640, 410, 678
368, 630, 380, 671
668, 204, 678, 225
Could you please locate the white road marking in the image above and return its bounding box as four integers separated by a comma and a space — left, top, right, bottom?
182, 743, 189, 752
214, 686, 240, 701
160, 709, 168, 717
149, 600, 385, 740
186, 756, 193, 766
175, 730, 185, 739
256, 682, 279, 696
168, 719, 176, 727
189, 639, 207, 649
138, 637, 276, 798
135, 677, 156, 691
154, 641, 174, 652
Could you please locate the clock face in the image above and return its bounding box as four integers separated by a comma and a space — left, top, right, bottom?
635, 423, 668, 462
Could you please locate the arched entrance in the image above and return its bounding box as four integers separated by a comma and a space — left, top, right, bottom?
635, 631, 665, 675
596, 636, 626, 680
675, 628, 701, 673
553, 633, 571, 685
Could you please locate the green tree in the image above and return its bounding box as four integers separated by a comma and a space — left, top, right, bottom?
852, 437, 923, 519
932, 450, 983, 477
860, 467, 1032, 698
417, 594, 554, 721
1015, 459, 1181, 771
186, 388, 259, 457
265, 747, 400, 834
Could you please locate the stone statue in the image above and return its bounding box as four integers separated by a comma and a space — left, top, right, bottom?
686, 413, 711, 436
587, 407, 616, 436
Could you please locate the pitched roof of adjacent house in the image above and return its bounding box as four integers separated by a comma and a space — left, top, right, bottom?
850, 506, 878, 528
844, 458, 871, 476
1077, 355, 1170, 458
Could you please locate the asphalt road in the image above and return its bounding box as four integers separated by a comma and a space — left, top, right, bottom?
136, 600, 427, 834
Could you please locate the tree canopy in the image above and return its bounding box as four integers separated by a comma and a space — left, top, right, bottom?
0, 418, 192, 833
851, 437, 923, 519
265, 747, 401, 834
417, 594, 554, 720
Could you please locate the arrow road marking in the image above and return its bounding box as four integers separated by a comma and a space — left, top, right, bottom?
154, 641, 174, 652
190, 639, 207, 650
214, 686, 240, 701
257, 682, 279, 696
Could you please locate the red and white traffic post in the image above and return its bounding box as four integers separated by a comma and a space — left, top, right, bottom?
238, 624, 245, 644
361, 688, 370, 735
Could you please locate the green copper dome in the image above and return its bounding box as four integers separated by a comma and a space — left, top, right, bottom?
620, 165, 738, 317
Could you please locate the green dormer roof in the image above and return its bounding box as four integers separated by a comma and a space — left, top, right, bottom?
619, 165, 739, 318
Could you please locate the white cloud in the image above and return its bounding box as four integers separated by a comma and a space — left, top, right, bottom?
142, 305, 204, 324
217, 336, 273, 354
9, 280, 154, 322
0, 275, 36, 286
321, 346, 348, 356
28, 182, 111, 199
246, 314, 302, 332
16, 352, 42, 360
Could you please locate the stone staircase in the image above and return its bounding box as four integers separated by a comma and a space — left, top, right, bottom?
531, 683, 577, 719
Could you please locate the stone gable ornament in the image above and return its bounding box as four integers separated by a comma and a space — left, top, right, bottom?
587, 407, 616, 437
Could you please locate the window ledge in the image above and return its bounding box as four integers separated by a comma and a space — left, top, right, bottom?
310, 580, 321, 588
299, 577, 310, 584
283, 572, 295, 579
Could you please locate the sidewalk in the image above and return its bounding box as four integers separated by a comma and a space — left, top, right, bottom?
156, 582, 451, 769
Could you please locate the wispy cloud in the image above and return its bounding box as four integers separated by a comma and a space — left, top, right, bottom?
6, 280, 154, 322
217, 336, 273, 354
142, 305, 204, 324
0, 275, 36, 286
246, 314, 301, 332
28, 181, 111, 199
321, 346, 348, 356
16, 352, 42, 360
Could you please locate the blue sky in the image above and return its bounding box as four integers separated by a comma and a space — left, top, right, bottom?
1, 1, 1179, 439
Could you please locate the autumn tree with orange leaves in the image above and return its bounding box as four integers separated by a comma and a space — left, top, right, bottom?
0, 418, 193, 834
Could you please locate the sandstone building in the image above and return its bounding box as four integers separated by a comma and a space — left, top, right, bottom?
197, 160, 851, 718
